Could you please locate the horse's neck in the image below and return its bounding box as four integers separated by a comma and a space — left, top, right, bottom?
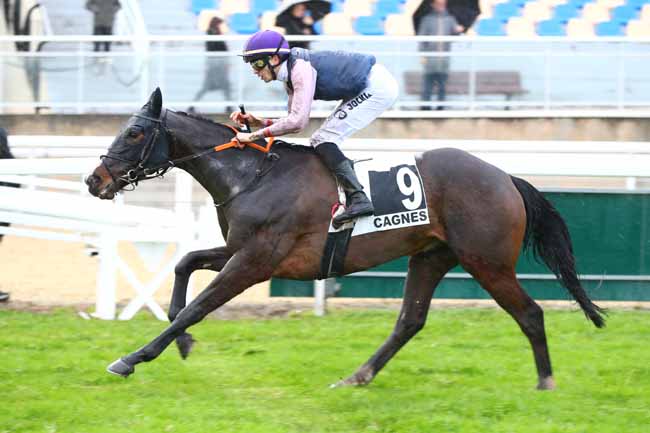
167, 114, 258, 205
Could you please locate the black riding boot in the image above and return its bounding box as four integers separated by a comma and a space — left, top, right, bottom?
315, 142, 374, 227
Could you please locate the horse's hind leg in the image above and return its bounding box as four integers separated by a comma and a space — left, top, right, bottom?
334, 247, 458, 387
169, 247, 232, 359
464, 264, 554, 390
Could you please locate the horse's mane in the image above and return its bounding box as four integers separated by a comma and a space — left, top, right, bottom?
174, 110, 238, 136
175, 110, 219, 126
174, 110, 315, 155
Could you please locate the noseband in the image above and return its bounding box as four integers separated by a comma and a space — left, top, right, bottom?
100, 110, 174, 190
99, 109, 279, 205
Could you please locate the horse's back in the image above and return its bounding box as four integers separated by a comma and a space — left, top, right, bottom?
419, 147, 510, 183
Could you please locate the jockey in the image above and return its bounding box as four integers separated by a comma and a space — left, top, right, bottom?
231, 29, 399, 227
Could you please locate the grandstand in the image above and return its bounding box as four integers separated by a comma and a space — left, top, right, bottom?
187, 0, 650, 37
32, 0, 650, 38
0, 0, 649, 114
476, 0, 650, 37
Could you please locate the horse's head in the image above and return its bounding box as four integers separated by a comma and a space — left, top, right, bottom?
86, 88, 174, 199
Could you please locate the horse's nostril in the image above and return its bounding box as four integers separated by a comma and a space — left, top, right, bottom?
85, 174, 98, 187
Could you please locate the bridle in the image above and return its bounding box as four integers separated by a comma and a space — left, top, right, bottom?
100, 110, 175, 190
99, 108, 278, 203
100, 109, 242, 190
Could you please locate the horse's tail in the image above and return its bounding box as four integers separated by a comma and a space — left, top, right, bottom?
510, 175, 605, 328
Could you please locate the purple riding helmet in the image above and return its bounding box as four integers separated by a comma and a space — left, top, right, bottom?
241, 30, 290, 64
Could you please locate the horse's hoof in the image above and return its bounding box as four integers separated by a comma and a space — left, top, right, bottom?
537, 376, 556, 390
330, 378, 364, 388
176, 333, 196, 360
329, 374, 370, 388
106, 358, 134, 378
330, 366, 374, 388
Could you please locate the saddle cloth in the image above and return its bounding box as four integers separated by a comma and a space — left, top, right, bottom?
329, 154, 430, 236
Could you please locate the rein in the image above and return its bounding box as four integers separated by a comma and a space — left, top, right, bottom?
100, 109, 276, 194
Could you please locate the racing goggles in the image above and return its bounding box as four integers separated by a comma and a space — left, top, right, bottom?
250, 57, 269, 71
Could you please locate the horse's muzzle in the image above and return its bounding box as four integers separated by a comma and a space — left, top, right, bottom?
85, 173, 115, 199
85, 174, 101, 196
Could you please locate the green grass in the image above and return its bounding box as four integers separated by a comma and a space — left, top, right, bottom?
1, 308, 649, 433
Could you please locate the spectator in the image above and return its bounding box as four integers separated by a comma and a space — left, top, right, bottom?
275, 2, 315, 50
194, 16, 232, 109
86, 0, 121, 52
414, 0, 479, 32
0, 127, 18, 303
416, 0, 464, 110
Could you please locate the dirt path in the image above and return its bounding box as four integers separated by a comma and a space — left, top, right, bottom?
0, 236, 269, 306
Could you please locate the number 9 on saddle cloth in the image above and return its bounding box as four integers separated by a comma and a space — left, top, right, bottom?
321, 155, 430, 279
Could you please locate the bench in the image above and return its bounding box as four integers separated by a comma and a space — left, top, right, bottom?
404, 70, 527, 103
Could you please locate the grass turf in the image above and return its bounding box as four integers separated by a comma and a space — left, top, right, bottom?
1, 308, 649, 433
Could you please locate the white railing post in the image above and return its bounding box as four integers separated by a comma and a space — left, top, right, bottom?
174, 170, 195, 302
314, 279, 326, 316
94, 231, 118, 320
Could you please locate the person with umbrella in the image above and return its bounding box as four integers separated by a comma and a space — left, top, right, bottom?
412, 0, 480, 32
229, 30, 399, 227
275, 0, 331, 50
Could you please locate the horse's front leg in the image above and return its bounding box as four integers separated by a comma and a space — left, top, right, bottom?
107, 237, 292, 377
169, 246, 232, 359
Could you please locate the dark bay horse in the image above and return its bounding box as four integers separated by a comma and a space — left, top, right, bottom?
86, 89, 604, 390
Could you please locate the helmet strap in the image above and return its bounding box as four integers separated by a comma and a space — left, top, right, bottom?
267, 57, 278, 80
267, 38, 287, 81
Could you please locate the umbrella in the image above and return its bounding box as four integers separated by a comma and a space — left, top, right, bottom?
412, 0, 480, 33
276, 0, 332, 22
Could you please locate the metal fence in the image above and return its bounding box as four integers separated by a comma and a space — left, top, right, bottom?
1, 35, 650, 114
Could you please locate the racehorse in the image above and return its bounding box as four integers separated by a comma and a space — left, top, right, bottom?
86, 89, 604, 390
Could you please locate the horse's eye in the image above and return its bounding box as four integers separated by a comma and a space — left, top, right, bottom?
127, 129, 141, 139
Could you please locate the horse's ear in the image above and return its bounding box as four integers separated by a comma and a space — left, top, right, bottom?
142, 87, 163, 118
